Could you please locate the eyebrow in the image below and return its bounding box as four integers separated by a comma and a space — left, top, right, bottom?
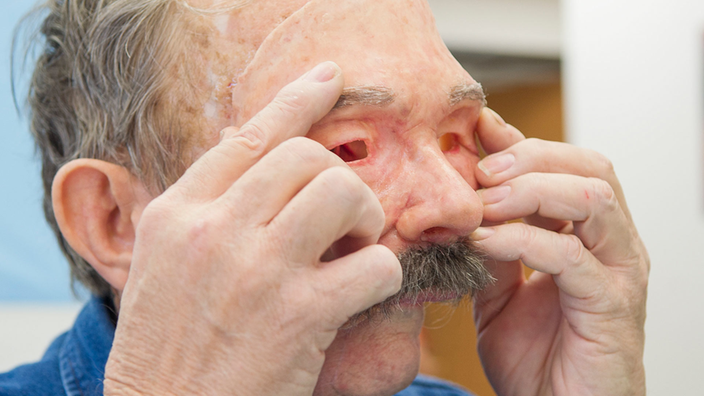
449, 82, 486, 107
333, 85, 396, 109
331, 81, 486, 110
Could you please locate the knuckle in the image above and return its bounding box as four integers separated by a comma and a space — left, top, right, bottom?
183, 211, 228, 251
636, 260, 650, 290
640, 243, 652, 274
219, 126, 239, 139
138, 196, 183, 232
591, 150, 615, 176
562, 233, 587, 267
229, 121, 268, 153
515, 223, 539, 245
628, 241, 651, 290
588, 177, 618, 210
272, 87, 309, 118
521, 137, 544, 152
236, 87, 311, 152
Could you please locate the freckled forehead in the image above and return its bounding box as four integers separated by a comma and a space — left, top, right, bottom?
231, 0, 472, 126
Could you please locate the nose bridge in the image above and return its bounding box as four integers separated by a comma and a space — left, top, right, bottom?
395, 140, 483, 243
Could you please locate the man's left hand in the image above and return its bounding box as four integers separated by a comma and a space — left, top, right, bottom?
471, 108, 649, 396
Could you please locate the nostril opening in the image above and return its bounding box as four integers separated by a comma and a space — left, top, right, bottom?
420, 227, 456, 243
331, 140, 368, 162
438, 133, 459, 152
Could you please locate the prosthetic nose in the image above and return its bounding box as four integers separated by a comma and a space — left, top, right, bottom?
394, 141, 483, 244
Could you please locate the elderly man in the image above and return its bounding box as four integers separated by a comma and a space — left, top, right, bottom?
2, 0, 649, 395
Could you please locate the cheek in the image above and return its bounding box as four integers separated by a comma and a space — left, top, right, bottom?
347, 143, 410, 219
351, 147, 407, 201
444, 147, 480, 190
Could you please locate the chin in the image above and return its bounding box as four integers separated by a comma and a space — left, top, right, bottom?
313, 305, 425, 396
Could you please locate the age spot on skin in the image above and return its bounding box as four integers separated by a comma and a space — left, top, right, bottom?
331, 140, 368, 162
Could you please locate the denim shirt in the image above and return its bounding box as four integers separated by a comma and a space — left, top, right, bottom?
0, 297, 473, 396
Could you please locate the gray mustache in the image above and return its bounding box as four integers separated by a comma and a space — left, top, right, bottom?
345, 237, 494, 328
393, 237, 494, 304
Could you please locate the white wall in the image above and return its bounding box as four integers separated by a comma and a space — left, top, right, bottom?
429, 0, 560, 58
0, 304, 81, 372
563, 0, 704, 393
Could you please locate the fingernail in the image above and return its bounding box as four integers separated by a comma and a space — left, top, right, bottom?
304, 61, 338, 82
488, 108, 506, 126
471, 227, 495, 241
478, 153, 515, 177
478, 185, 511, 205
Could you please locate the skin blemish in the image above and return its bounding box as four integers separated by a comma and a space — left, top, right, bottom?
214, 14, 229, 34
204, 101, 218, 118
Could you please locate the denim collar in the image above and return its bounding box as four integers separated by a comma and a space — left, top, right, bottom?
58, 296, 115, 396
51, 297, 468, 396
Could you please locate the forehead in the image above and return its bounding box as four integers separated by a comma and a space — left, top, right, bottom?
230, 0, 474, 125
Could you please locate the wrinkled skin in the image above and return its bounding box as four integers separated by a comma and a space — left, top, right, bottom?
98, 0, 648, 395
230, 1, 484, 394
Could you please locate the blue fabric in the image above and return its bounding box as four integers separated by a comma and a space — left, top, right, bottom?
396, 375, 474, 395
0, 297, 473, 395
0, 297, 115, 396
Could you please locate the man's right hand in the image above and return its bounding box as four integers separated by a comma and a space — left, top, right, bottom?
103, 62, 402, 396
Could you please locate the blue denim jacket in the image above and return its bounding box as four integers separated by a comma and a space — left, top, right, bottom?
0, 297, 473, 395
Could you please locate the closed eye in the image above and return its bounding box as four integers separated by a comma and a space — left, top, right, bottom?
330, 140, 368, 162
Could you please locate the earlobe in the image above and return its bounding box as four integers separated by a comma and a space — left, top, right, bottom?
52, 159, 152, 292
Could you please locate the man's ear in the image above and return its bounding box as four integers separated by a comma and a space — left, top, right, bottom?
52, 159, 153, 292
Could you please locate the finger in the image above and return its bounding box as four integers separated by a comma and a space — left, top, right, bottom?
471, 257, 525, 331
481, 216, 571, 235
475, 107, 525, 155
523, 214, 571, 234
270, 166, 385, 264
472, 223, 609, 300
314, 244, 402, 329
173, 61, 345, 201
475, 138, 632, 221
479, 173, 636, 262
224, 137, 347, 224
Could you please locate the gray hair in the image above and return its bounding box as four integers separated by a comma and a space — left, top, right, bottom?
13, 0, 223, 297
